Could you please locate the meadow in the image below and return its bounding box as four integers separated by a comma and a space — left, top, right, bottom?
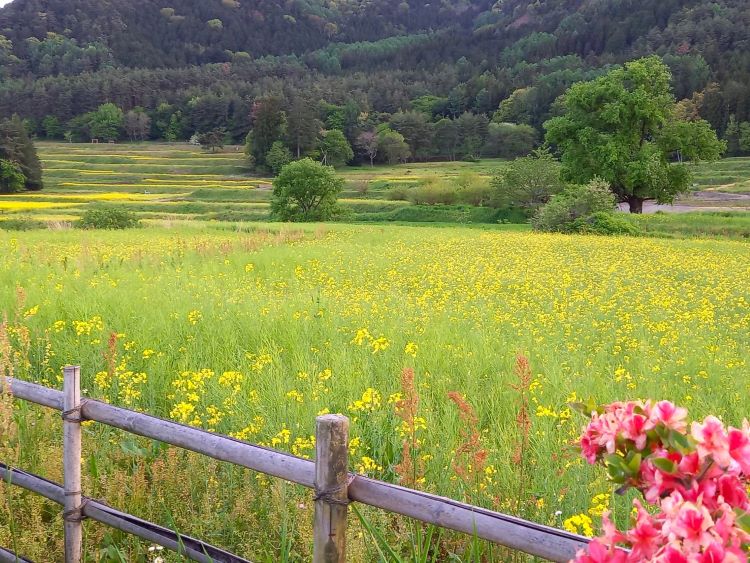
1, 222, 749, 561
0, 142, 748, 235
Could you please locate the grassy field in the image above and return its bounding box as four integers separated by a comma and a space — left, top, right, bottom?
692, 157, 750, 193
1, 223, 749, 561
0, 142, 509, 226
0, 143, 748, 231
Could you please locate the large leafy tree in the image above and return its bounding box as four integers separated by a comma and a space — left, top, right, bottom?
88, 103, 124, 142
544, 56, 725, 213
0, 117, 43, 191
317, 129, 353, 167
271, 158, 343, 222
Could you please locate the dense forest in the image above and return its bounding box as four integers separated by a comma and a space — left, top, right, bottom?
1, 0, 750, 164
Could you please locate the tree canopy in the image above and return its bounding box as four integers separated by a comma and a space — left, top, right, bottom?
544, 57, 725, 213
271, 158, 343, 222
0, 117, 43, 191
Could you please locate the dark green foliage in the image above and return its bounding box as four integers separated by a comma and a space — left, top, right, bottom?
271, 158, 343, 222
570, 212, 641, 236
286, 97, 321, 158
532, 179, 617, 232
0, 0, 748, 168
0, 159, 24, 193
249, 96, 284, 168
484, 123, 537, 158
78, 206, 141, 230
198, 129, 225, 153
0, 117, 43, 191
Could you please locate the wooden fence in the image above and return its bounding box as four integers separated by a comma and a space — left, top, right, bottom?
1, 368, 590, 562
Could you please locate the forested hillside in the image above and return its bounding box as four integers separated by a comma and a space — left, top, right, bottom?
1, 0, 749, 161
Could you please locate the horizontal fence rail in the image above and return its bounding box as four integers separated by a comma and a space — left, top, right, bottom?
0, 463, 251, 563
3, 376, 590, 562
0, 546, 32, 563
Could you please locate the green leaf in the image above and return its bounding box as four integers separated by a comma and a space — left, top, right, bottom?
626, 452, 642, 474
734, 509, 750, 534
652, 457, 677, 474
668, 430, 692, 453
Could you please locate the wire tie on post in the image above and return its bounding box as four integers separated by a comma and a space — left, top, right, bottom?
61, 399, 89, 423
313, 474, 355, 506
62, 498, 89, 523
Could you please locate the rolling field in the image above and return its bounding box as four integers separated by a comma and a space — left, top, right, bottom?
0, 142, 506, 225
1, 223, 749, 560
0, 143, 748, 232
692, 157, 750, 193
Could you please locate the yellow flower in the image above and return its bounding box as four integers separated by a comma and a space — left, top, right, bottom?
348, 388, 382, 413
23, 305, 39, 318
187, 310, 202, 325
404, 342, 418, 357
170, 402, 195, 423
285, 389, 304, 403
356, 456, 383, 474
371, 337, 390, 354
351, 328, 372, 346
563, 514, 594, 537
271, 427, 291, 447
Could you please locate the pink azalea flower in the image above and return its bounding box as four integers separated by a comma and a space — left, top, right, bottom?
652, 401, 688, 432
626, 501, 661, 560
727, 422, 750, 474
691, 417, 731, 467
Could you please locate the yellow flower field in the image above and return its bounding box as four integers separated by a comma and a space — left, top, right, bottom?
1, 223, 749, 560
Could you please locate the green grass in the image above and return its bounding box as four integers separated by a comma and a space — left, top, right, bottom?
691, 157, 750, 192
625, 211, 750, 239
1, 223, 749, 559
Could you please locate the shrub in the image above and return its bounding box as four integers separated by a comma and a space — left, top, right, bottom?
386, 185, 411, 201
458, 183, 493, 206
570, 211, 641, 235
532, 178, 616, 232
265, 141, 292, 175
408, 181, 458, 205
491, 149, 565, 213
0, 218, 46, 231
78, 206, 140, 230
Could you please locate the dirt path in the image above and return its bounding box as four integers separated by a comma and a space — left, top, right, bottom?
617, 191, 750, 214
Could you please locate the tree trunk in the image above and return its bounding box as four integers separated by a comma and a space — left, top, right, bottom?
627, 197, 644, 214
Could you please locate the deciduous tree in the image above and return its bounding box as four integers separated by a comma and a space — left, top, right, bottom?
545, 56, 725, 213
271, 158, 343, 221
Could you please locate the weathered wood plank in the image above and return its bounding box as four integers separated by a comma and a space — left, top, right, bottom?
62, 366, 82, 563
313, 415, 349, 563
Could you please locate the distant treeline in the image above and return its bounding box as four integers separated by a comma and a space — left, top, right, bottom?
1, 0, 750, 157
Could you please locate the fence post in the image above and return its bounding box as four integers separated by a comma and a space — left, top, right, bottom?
63, 365, 83, 563
313, 414, 349, 563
